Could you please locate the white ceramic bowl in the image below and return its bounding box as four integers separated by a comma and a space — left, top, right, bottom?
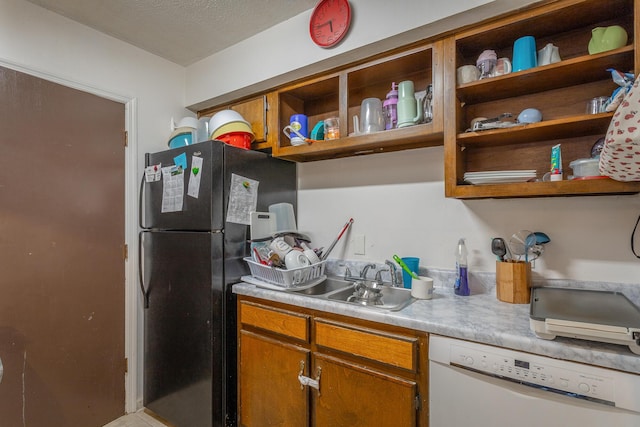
285, 250, 311, 270
208, 110, 250, 136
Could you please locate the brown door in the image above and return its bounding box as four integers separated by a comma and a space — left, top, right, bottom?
0, 66, 126, 426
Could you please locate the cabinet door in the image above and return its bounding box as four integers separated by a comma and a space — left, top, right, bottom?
231, 96, 268, 144
313, 353, 418, 427
238, 330, 310, 427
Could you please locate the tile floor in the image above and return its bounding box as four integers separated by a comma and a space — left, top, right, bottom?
103, 410, 168, 427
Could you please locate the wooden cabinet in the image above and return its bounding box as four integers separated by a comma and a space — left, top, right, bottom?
443, 0, 640, 198
272, 42, 445, 162
199, 95, 275, 151
237, 298, 428, 427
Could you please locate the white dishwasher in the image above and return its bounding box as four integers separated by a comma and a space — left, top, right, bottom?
429, 335, 640, 427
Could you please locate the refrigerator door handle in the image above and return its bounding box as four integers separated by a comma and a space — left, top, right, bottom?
139, 171, 148, 230
138, 231, 150, 309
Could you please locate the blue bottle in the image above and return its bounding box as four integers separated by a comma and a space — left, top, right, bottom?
454, 238, 470, 296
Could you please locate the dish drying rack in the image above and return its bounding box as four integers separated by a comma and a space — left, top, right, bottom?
243, 257, 326, 288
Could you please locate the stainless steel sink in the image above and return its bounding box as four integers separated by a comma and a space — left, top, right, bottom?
327, 285, 415, 311
290, 277, 415, 311
290, 277, 353, 296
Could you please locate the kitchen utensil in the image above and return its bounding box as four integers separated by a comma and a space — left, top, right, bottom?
208, 110, 250, 137
422, 84, 433, 123
310, 121, 324, 140
268, 202, 297, 234
411, 276, 434, 299
396, 80, 423, 128
570, 158, 601, 178
457, 65, 480, 84
288, 114, 308, 145
491, 237, 507, 261
588, 25, 628, 54
285, 250, 311, 270
324, 117, 340, 139
393, 255, 420, 280
321, 218, 354, 260
476, 49, 497, 79
517, 108, 542, 123
494, 57, 512, 76
471, 113, 514, 131
216, 131, 252, 149
253, 247, 268, 265
509, 230, 535, 261
586, 96, 609, 114
250, 211, 276, 241
353, 97, 385, 134
537, 43, 561, 66
533, 232, 550, 245
496, 260, 531, 304
512, 35, 537, 71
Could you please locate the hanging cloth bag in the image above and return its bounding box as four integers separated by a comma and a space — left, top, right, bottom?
599, 74, 640, 181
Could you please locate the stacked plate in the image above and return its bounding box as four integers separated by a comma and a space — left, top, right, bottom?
464, 170, 537, 185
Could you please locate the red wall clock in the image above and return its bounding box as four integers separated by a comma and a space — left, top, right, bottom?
309, 0, 352, 48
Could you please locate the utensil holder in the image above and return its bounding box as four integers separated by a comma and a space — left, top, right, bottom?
496, 261, 531, 304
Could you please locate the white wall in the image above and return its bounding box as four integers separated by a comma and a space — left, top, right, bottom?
187, 0, 640, 285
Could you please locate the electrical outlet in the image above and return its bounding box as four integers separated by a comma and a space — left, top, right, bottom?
354, 234, 366, 255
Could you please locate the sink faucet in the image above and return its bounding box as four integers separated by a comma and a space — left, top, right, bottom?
385, 260, 400, 287
359, 263, 377, 280
373, 260, 400, 286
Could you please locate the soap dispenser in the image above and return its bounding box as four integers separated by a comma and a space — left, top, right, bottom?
383, 82, 398, 130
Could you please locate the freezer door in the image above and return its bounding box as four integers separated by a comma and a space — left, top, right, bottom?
142, 140, 297, 232
143, 141, 224, 231
141, 230, 224, 427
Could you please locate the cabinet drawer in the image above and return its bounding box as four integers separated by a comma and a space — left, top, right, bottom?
239, 301, 310, 342
314, 319, 417, 371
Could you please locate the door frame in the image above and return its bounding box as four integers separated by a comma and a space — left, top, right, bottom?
0, 58, 139, 413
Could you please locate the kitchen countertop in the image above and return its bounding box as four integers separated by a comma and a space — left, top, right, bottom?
233, 266, 640, 375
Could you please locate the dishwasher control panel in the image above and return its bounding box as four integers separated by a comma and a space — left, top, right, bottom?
449, 341, 616, 405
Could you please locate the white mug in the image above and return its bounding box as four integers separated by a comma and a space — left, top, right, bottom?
457, 65, 480, 85
411, 276, 434, 299
494, 57, 512, 76
269, 237, 293, 259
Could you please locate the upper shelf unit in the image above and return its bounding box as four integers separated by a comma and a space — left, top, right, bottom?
273, 42, 445, 162
444, 0, 640, 199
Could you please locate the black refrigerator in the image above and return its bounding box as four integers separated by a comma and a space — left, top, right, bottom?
139, 140, 296, 427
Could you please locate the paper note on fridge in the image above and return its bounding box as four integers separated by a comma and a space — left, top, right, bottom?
145, 163, 162, 182
161, 165, 184, 213
187, 155, 203, 199
226, 173, 259, 225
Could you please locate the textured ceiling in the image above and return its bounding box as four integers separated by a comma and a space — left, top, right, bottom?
24, 0, 319, 66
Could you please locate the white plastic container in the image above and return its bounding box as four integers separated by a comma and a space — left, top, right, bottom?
569, 158, 601, 178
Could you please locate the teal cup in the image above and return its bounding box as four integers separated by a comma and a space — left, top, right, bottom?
401, 257, 420, 289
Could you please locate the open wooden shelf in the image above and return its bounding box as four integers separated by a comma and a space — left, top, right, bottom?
457, 113, 614, 147
444, 0, 639, 199
450, 178, 640, 199
275, 122, 442, 162
456, 46, 634, 104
